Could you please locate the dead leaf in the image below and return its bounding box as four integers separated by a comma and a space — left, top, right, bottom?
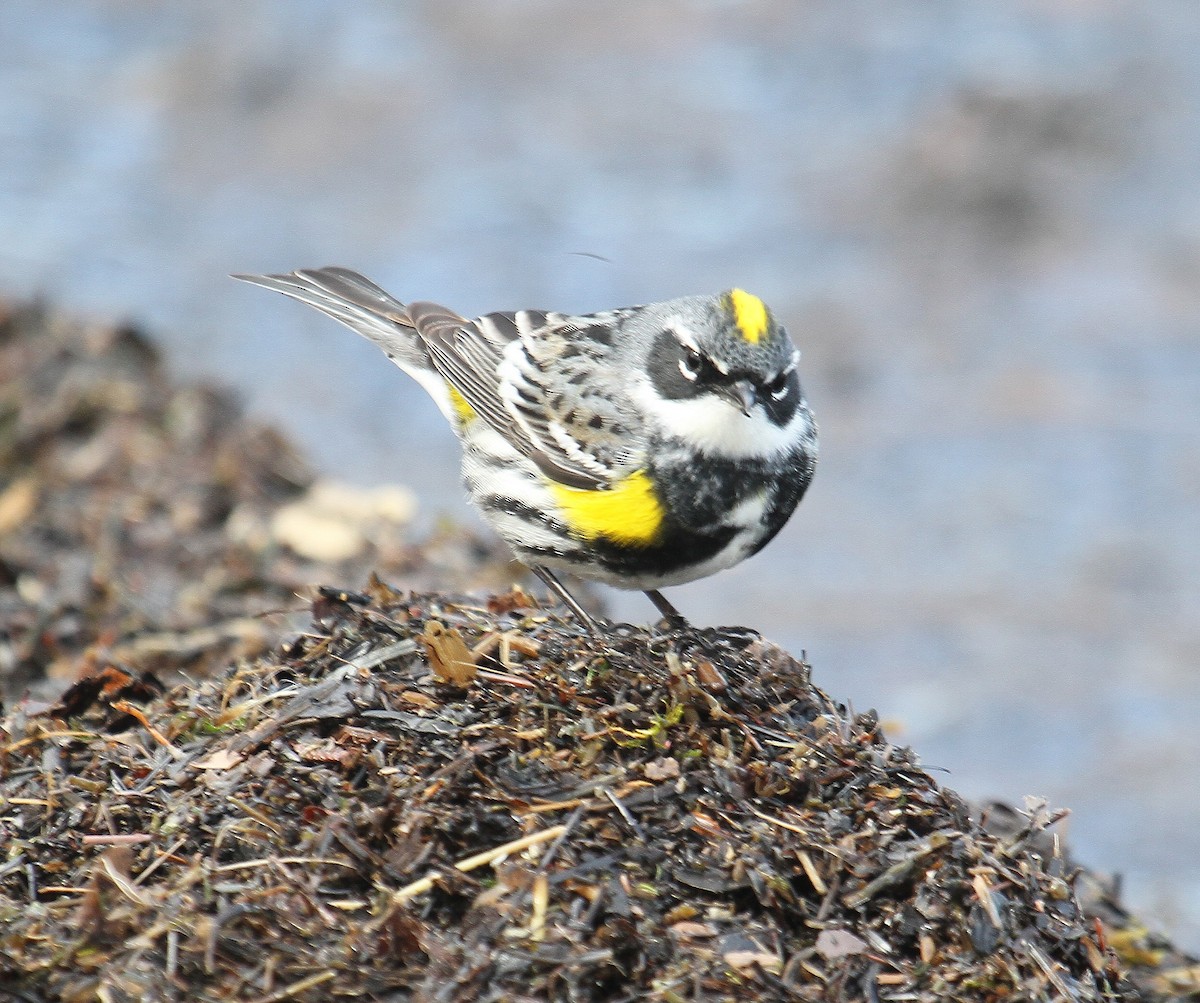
724, 949, 782, 974
399, 690, 438, 710
695, 660, 727, 692
815, 928, 868, 960
668, 921, 718, 940
295, 737, 360, 767
96, 846, 151, 906
644, 757, 680, 781
419, 621, 477, 687
487, 586, 537, 615
42, 665, 163, 719
193, 748, 244, 771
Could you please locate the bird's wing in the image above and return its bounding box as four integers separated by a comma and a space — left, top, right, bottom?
408, 303, 644, 490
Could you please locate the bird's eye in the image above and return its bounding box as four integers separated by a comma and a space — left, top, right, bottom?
766, 372, 791, 400
680, 346, 704, 381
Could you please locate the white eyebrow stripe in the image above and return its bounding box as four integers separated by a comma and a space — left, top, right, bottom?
666, 317, 701, 353
764, 352, 801, 384
667, 317, 730, 374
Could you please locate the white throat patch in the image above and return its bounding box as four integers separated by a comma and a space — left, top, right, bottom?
636, 384, 811, 459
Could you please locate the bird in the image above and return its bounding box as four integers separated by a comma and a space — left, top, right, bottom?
233, 267, 817, 631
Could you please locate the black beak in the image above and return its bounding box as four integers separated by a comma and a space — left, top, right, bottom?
719, 379, 757, 417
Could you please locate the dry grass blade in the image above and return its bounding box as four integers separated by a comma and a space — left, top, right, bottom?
389, 824, 568, 906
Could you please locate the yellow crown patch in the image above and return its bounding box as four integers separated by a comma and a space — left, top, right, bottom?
550, 469, 664, 547
728, 288, 769, 345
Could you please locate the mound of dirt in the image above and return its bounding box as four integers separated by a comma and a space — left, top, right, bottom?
1, 301, 1193, 1000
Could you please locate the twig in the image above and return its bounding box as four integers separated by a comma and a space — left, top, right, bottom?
536, 806, 586, 875
213, 857, 360, 873
133, 836, 189, 886
110, 700, 183, 759
390, 823, 567, 905
603, 788, 645, 840
80, 833, 153, 847
248, 970, 336, 1003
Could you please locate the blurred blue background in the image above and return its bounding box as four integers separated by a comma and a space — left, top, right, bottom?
2, 1, 1198, 950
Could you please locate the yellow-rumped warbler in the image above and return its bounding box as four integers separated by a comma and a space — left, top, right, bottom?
234, 267, 817, 629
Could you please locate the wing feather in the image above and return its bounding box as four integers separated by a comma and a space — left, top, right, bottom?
406, 304, 642, 490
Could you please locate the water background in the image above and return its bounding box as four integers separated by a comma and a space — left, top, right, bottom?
2, 1, 1198, 950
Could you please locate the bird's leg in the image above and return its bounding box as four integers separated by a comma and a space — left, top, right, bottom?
644, 589, 689, 629
531, 566, 601, 634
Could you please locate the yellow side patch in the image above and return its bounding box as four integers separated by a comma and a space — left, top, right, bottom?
447, 384, 476, 425
728, 288, 769, 344
549, 469, 665, 547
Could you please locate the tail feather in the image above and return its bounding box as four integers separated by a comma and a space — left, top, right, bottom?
232, 267, 429, 369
